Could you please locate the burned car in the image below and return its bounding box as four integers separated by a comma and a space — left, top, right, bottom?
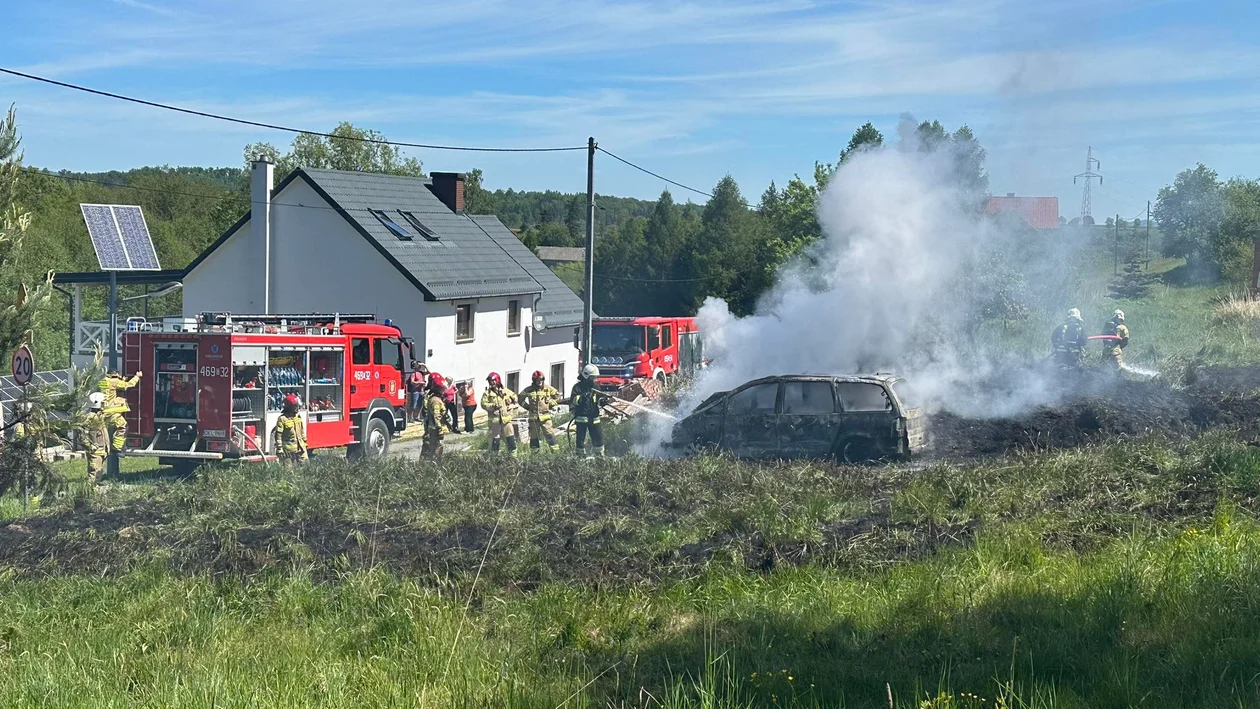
670, 374, 926, 462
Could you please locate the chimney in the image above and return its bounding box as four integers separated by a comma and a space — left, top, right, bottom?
429, 172, 465, 214
251, 155, 274, 313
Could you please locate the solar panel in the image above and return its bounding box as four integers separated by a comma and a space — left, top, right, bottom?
79, 204, 161, 271
113, 205, 161, 270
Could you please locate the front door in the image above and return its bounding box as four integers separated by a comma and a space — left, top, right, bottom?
777, 379, 839, 458
721, 381, 780, 458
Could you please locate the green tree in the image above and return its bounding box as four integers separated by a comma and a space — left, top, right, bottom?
838, 121, 884, 164
1219, 178, 1260, 282
950, 125, 988, 196
244, 123, 423, 181
1105, 217, 1115, 228
463, 168, 495, 214
1155, 164, 1224, 268
564, 194, 585, 245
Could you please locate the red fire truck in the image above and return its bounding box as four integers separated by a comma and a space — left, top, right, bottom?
588, 316, 703, 391
120, 312, 414, 468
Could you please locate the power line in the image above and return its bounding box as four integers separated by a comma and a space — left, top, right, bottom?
0, 67, 587, 153
596, 147, 716, 200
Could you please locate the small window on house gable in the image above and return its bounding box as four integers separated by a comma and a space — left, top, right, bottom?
507, 300, 521, 336
456, 304, 475, 342
400, 212, 441, 241
370, 210, 413, 240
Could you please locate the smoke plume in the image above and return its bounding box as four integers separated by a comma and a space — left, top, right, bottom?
646, 119, 1090, 452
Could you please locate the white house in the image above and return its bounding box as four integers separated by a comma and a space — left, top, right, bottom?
180, 158, 584, 394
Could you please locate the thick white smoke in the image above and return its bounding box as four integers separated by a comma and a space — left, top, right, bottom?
644, 123, 1080, 452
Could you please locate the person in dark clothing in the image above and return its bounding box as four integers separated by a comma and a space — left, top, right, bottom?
566, 364, 609, 457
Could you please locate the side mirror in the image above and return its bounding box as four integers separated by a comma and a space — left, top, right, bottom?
573, 327, 581, 350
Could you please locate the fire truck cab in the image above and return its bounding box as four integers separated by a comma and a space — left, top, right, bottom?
588, 316, 702, 391
120, 312, 413, 468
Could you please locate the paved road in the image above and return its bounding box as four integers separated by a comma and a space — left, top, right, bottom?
390, 429, 482, 458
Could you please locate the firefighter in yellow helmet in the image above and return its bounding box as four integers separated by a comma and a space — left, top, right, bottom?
422, 373, 451, 459
481, 372, 519, 455
520, 370, 561, 452
566, 364, 609, 458
98, 368, 142, 453
84, 392, 109, 485
272, 393, 307, 463
1102, 309, 1130, 370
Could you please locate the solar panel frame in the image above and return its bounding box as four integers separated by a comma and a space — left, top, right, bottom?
112, 205, 161, 270
79, 203, 161, 271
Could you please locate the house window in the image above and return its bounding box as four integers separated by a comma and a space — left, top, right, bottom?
505, 371, 520, 394
370, 210, 413, 240
456, 304, 474, 342
550, 363, 565, 393
507, 300, 521, 336
400, 211, 441, 241
352, 338, 371, 365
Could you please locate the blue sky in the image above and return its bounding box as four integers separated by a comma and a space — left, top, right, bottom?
2, 0, 1258, 220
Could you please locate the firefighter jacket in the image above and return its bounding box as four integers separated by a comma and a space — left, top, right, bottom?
568, 383, 608, 424
99, 373, 141, 414
272, 413, 307, 453
519, 384, 560, 421
1103, 319, 1130, 349
480, 387, 518, 425
425, 393, 450, 436
84, 412, 109, 451
1051, 320, 1087, 351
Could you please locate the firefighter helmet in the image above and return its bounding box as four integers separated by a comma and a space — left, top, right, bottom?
581, 364, 599, 380
1113, 309, 1125, 321
428, 373, 446, 390
107, 369, 120, 377
532, 370, 545, 383
1067, 308, 1081, 321
487, 372, 502, 386
283, 393, 300, 409
88, 392, 105, 411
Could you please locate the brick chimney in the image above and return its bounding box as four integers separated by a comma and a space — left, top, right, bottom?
429, 172, 465, 214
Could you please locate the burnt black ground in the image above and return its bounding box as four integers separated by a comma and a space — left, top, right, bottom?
929, 366, 1260, 459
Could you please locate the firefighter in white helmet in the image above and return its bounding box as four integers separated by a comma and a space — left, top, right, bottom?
1101, 309, 1130, 370
85, 392, 109, 485
566, 363, 609, 457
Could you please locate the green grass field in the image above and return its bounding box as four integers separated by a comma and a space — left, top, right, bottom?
2, 247, 1259, 707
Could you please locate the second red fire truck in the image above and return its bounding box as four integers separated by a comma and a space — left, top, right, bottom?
588, 316, 703, 391
120, 312, 414, 468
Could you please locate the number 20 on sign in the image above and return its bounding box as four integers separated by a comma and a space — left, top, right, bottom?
11, 346, 33, 386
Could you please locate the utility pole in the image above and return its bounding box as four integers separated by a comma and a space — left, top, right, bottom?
581, 136, 596, 366
107, 269, 120, 480
1073, 146, 1102, 223
1114, 214, 1120, 275
1145, 200, 1151, 270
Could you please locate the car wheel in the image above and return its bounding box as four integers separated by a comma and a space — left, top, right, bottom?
837, 438, 875, 464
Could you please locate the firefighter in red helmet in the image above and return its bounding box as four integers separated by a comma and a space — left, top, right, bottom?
480, 372, 519, 455
519, 370, 560, 452
422, 373, 451, 459
272, 393, 307, 463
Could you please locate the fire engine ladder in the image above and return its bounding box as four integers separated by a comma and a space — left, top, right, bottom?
121, 330, 144, 438
196, 312, 377, 334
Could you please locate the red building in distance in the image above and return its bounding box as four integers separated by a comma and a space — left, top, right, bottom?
984, 193, 1060, 229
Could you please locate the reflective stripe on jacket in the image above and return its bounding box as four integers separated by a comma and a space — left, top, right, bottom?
480, 388, 518, 425
273, 414, 306, 453
520, 384, 559, 421
99, 374, 140, 413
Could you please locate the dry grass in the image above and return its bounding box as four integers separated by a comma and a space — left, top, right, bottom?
1212, 291, 1260, 323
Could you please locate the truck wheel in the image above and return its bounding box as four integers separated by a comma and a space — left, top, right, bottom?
349, 417, 391, 461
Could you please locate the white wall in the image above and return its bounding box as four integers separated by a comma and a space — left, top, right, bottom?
182, 175, 579, 389
183, 215, 259, 315
423, 298, 578, 393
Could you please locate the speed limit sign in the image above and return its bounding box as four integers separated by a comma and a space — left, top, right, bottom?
11, 346, 33, 386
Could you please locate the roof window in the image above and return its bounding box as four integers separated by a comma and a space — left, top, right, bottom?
370, 209, 413, 240
400, 211, 441, 241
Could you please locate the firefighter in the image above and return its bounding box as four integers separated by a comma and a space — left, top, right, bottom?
422, 373, 450, 459
567, 364, 609, 458
84, 392, 109, 486
271, 393, 308, 463
480, 372, 518, 455
1102, 309, 1130, 370
520, 370, 560, 452
98, 368, 142, 454
1050, 308, 1088, 371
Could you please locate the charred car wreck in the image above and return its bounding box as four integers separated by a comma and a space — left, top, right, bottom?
670, 374, 926, 462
